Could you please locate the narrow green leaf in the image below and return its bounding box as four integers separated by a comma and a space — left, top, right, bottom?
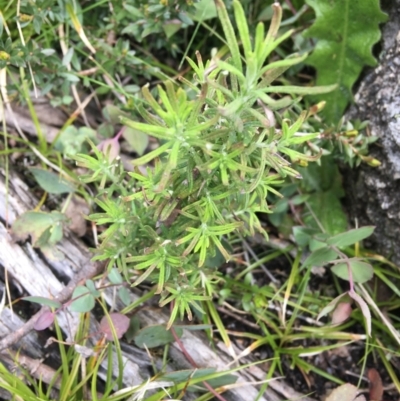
327, 226, 375, 248
260, 53, 308, 76
331, 260, 373, 284
262, 84, 337, 95
215, 0, 242, 73
233, 0, 252, 58
23, 296, 62, 309
121, 118, 172, 139
303, 0, 388, 123
30, 168, 75, 194
348, 291, 371, 336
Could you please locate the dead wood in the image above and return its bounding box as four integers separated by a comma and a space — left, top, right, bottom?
0, 166, 316, 401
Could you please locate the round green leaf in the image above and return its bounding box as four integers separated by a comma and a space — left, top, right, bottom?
331, 260, 373, 283
70, 286, 95, 313
34, 311, 55, 331
30, 167, 75, 194
85, 279, 100, 297
100, 313, 130, 341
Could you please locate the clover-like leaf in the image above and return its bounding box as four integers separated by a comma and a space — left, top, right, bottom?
331, 260, 373, 284
100, 313, 130, 341
30, 167, 75, 194
70, 286, 95, 313
34, 311, 55, 331
331, 302, 352, 325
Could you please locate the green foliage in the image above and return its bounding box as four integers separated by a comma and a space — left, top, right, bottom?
11, 211, 67, 257
70, 285, 96, 313
77, 0, 336, 326
30, 167, 75, 194
303, 0, 388, 124
134, 324, 183, 348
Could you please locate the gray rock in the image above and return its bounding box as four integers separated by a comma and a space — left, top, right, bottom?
343, 0, 400, 264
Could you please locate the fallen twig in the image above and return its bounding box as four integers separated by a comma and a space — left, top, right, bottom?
0, 260, 106, 352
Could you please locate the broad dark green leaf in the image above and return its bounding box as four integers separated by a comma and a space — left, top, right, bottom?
303, 0, 387, 123
331, 260, 373, 284
305, 190, 348, 236
303, 246, 339, 267
134, 324, 183, 348
327, 226, 375, 248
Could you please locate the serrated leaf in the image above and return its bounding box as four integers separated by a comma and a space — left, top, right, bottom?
134, 324, 183, 348
70, 286, 95, 313
303, 0, 388, 123
332, 260, 373, 284
327, 226, 375, 248
30, 167, 75, 194
303, 246, 339, 267
23, 296, 62, 309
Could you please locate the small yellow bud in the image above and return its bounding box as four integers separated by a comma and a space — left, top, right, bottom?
0, 51, 10, 61
367, 158, 381, 167
296, 159, 308, 167
309, 101, 326, 115
19, 13, 33, 22
344, 129, 358, 137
